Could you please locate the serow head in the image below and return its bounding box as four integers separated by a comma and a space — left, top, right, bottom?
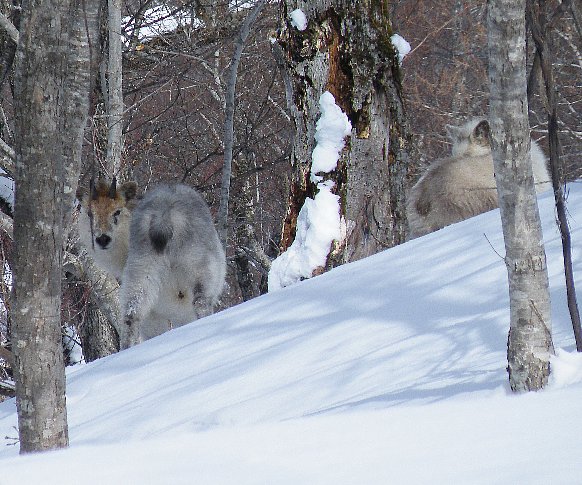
76, 177, 138, 250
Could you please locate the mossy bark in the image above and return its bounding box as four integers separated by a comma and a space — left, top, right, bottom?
277, 0, 411, 267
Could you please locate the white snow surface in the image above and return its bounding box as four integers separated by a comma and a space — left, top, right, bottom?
391, 33, 411, 64
123, 6, 195, 42
269, 92, 350, 291
290, 8, 308, 31
2, 184, 582, 483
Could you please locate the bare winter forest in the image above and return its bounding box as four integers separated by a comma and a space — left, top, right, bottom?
0, 0, 580, 394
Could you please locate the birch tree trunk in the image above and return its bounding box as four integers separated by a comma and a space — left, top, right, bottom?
72, 0, 122, 359
218, 0, 267, 250
105, 0, 124, 174
277, 0, 411, 266
12, 0, 98, 451
488, 0, 554, 392
526, 0, 582, 351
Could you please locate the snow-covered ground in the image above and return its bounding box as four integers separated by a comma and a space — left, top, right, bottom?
1, 184, 582, 484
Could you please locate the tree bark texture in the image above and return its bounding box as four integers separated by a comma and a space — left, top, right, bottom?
527, 0, 582, 351
277, 0, 411, 266
65, 236, 120, 360
218, 0, 267, 250
105, 0, 123, 175
488, 0, 554, 392
12, 0, 98, 452
78, 297, 119, 361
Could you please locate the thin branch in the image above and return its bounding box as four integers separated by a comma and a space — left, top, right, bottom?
0, 12, 18, 44
218, 0, 267, 249
0, 138, 15, 176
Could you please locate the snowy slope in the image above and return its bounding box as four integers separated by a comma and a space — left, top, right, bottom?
1, 185, 582, 484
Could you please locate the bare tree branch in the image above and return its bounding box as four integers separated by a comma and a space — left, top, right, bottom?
0, 12, 18, 44
218, 0, 267, 249
0, 137, 15, 176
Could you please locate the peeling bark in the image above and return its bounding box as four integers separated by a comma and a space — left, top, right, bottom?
277, 0, 411, 268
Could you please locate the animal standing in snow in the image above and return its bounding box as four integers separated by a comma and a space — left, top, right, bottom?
406, 118, 551, 238
77, 179, 226, 349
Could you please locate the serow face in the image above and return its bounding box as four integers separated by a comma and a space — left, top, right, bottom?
77, 178, 138, 251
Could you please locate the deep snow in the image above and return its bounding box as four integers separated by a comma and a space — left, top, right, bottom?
0, 184, 582, 483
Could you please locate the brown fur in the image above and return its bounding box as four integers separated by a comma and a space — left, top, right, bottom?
76, 179, 138, 280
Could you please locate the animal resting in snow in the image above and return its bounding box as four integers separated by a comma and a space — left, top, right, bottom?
77, 179, 226, 349
406, 118, 551, 238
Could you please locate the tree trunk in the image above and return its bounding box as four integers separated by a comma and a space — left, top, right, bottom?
62, 0, 100, 222
276, 0, 411, 268
218, 0, 267, 250
65, 238, 120, 361
12, 0, 98, 452
105, 0, 124, 174
526, 0, 582, 351
488, 0, 554, 392
78, 297, 119, 361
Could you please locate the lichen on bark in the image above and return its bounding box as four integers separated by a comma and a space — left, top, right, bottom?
277, 0, 411, 267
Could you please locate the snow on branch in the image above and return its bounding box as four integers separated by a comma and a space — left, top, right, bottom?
290, 9, 307, 31
390, 34, 411, 65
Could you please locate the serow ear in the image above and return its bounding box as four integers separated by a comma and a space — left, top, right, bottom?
473, 119, 490, 142
75, 185, 87, 204
109, 176, 118, 199
445, 124, 460, 141
120, 181, 138, 202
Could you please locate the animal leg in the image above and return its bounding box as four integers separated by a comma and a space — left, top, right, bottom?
120, 269, 161, 349
192, 282, 215, 319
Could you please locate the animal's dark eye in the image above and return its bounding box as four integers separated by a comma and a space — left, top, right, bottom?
112, 210, 122, 224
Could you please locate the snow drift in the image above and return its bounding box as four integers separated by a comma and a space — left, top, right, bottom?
0, 183, 582, 484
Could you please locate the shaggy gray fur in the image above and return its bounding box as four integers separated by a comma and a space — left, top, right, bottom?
120, 184, 226, 348
77, 180, 225, 349
406, 118, 551, 238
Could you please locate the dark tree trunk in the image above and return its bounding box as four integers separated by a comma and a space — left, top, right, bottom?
78, 298, 119, 362
526, 0, 582, 352
276, 0, 411, 268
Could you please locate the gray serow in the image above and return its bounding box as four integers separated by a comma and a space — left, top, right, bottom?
77, 180, 226, 349
406, 118, 551, 238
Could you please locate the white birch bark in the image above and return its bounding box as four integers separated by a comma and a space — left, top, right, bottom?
487, 0, 554, 392
106, 0, 124, 174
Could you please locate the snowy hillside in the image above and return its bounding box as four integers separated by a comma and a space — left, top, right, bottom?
1, 185, 582, 484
